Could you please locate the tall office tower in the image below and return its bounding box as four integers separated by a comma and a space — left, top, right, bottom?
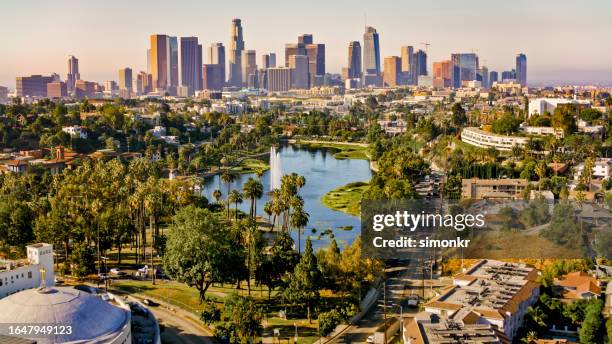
180, 37, 202, 95
269, 53, 277, 68
289, 55, 309, 89
362, 26, 381, 75
383, 56, 401, 87
413, 50, 428, 76
146, 49, 151, 74
118, 68, 133, 92
169, 36, 179, 88
399, 46, 414, 85
228, 18, 245, 86
0, 86, 7, 104
267, 67, 292, 92
347, 41, 362, 79
104, 81, 118, 92
501, 70, 516, 81
298, 34, 313, 45
516, 53, 527, 86
433, 60, 453, 88
489, 71, 499, 85
242, 50, 257, 85
67, 55, 80, 93
262, 54, 270, 69
257, 69, 268, 89
150, 34, 169, 90
136, 71, 153, 94
306, 43, 325, 85
16, 74, 57, 97
284, 43, 306, 67
203, 64, 225, 91
476, 66, 489, 88
451, 53, 479, 88
47, 82, 67, 98
207, 43, 226, 87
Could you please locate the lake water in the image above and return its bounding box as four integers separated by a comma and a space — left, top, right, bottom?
201, 143, 372, 249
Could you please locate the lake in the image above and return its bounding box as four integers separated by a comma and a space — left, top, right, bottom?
201, 143, 372, 250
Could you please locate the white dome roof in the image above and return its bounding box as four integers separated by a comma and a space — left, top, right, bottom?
0, 287, 129, 343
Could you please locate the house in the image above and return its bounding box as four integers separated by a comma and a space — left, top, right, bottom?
4, 159, 29, 173
553, 271, 601, 301
62, 125, 87, 139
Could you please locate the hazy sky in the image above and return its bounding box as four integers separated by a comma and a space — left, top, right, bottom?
2, 0, 612, 87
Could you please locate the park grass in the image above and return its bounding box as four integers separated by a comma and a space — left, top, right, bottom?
320, 181, 369, 217
230, 158, 270, 174
295, 141, 370, 160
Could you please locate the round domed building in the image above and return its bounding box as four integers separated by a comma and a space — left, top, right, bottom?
0, 286, 131, 344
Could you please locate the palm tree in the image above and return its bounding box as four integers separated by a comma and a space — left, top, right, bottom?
242, 178, 263, 221
290, 205, 309, 253
212, 189, 222, 204
220, 170, 236, 219
228, 190, 243, 221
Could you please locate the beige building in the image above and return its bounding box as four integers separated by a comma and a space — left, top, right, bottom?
462, 178, 529, 200
383, 56, 401, 87
461, 127, 529, 151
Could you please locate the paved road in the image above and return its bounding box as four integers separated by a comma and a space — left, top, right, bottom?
150, 306, 215, 344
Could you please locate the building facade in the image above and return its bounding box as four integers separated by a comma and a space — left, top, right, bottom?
0, 243, 55, 298
228, 18, 245, 87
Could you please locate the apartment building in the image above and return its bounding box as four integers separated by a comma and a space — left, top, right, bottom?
461, 127, 528, 151
462, 178, 529, 200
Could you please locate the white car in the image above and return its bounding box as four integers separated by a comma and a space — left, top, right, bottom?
110, 268, 126, 276
366, 335, 374, 343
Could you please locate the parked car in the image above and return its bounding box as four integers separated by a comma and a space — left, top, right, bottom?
110, 268, 126, 276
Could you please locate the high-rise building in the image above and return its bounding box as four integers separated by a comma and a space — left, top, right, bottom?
203, 64, 225, 91
47, 82, 67, 98
207, 43, 226, 89
383, 56, 401, 87
413, 50, 428, 77
289, 55, 309, 89
306, 43, 325, 82
0, 86, 8, 104
257, 69, 268, 90
169, 36, 179, 88
347, 41, 362, 79
75, 79, 96, 99
262, 54, 270, 69
269, 53, 277, 68
16, 74, 58, 97
284, 43, 306, 67
104, 81, 118, 92
267, 67, 292, 92
489, 71, 499, 85
433, 60, 453, 88
136, 71, 152, 95
180, 37, 202, 95
118, 68, 133, 92
66, 55, 80, 93
150, 34, 169, 90
400, 46, 414, 85
298, 34, 313, 45
362, 26, 381, 75
476, 66, 489, 88
516, 53, 527, 86
451, 53, 479, 88
242, 50, 257, 85
228, 19, 245, 87
501, 69, 516, 81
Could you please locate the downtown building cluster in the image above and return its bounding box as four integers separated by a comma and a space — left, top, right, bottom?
10, 19, 528, 100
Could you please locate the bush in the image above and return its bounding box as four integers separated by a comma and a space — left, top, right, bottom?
200, 298, 220, 324
318, 309, 343, 336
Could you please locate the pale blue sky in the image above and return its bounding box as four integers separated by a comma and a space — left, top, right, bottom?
1, 0, 611, 87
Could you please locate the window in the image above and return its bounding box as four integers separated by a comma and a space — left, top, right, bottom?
0, 279, 2, 286
28, 271, 32, 279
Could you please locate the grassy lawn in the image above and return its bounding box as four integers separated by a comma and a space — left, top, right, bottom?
230, 158, 270, 174
295, 142, 370, 160
320, 181, 369, 216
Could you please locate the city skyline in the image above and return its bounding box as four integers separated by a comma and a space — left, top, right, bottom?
1, 0, 612, 87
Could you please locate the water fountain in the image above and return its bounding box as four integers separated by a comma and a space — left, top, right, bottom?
269, 146, 282, 190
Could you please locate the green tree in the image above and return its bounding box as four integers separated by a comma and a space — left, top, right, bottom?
216, 293, 263, 344
283, 238, 321, 322
578, 299, 603, 344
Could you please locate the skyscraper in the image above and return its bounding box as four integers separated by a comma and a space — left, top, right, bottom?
242, 50, 257, 85
169, 36, 179, 88
298, 34, 313, 45
383, 56, 401, 87
347, 41, 362, 79
228, 19, 245, 87
208, 43, 226, 88
489, 71, 499, 85
67, 55, 80, 93
516, 53, 527, 86
118, 68, 133, 92
362, 26, 381, 75
433, 60, 453, 88
262, 54, 270, 69
413, 50, 428, 76
16, 74, 58, 97
400, 46, 414, 85
180, 37, 202, 95
203, 64, 225, 91
269, 53, 277, 68
289, 55, 309, 89
306, 43, 325, 84
136, 71, 152, 95
451, 53, 479, 88
267, 67, 292, 92
284, 43, 306, 67
150, 34, 169, 90
476, 66, 489, 88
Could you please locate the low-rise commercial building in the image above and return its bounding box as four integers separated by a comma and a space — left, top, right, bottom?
462, 178, 529, 200
461, 127, 528, 151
